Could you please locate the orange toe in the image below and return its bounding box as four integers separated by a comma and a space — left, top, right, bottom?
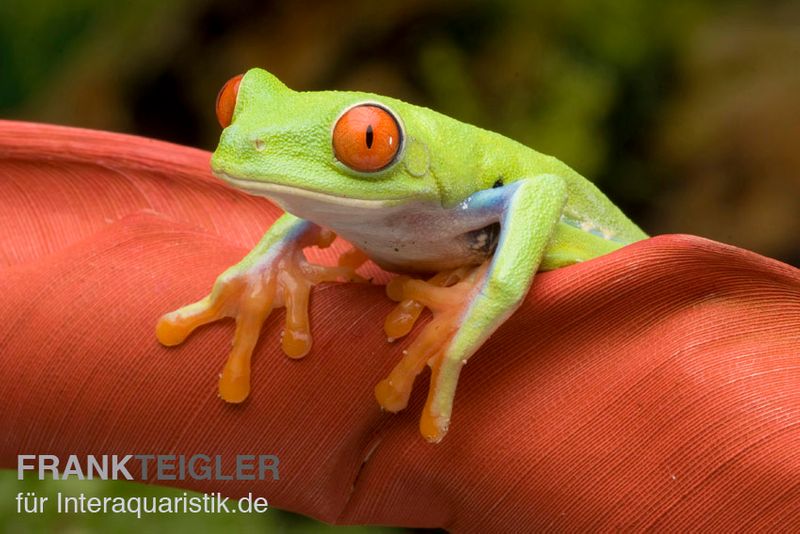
377, 262, 489, 441
155, 314, 193, 346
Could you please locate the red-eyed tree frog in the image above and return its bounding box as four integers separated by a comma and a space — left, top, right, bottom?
156, 68, 647, 443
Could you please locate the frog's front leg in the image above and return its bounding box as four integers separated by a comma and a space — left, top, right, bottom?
156, 213, 364, 402
376, 175, 568, 442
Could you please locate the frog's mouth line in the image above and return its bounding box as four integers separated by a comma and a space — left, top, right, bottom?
214, 171, 404, 211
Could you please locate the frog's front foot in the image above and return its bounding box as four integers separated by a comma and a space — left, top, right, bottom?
156, 230, 364, 403
376, 262, 489, 442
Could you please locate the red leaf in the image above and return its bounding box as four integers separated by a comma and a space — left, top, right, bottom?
1, 120, 799, 530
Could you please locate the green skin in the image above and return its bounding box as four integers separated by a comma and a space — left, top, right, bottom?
204, 68, 647, 441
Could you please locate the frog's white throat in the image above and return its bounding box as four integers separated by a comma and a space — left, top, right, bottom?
215, 172, 401, 213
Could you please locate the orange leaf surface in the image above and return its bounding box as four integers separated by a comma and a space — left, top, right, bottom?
1, 120, 799, 530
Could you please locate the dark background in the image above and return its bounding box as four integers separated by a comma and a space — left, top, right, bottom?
2, 0, 799, 265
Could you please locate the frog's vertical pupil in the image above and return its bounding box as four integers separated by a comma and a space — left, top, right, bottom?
366, 124, 374, 149
332, 104, 401, 172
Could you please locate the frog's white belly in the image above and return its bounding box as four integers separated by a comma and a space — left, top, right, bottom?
299, 200, 499, 272
229, 180, 502, 273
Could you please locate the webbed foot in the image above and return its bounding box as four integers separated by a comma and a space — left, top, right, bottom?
375, 262, 489, 442
156, 228, 364, 403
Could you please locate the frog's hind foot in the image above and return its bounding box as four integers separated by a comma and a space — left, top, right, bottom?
156, 230, 365, 403
375, 262, 489, 441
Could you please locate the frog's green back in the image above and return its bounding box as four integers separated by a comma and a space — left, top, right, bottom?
398, 99, 647, 245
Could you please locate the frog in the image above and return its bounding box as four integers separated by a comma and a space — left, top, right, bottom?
156, 68, 647, 443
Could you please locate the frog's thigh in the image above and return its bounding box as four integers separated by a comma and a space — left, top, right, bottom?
540, 222, 625, 270
421, 174, 568, 441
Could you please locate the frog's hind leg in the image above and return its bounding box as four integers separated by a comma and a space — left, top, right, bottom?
377, 174, 569, 442
375, 263, 487, 417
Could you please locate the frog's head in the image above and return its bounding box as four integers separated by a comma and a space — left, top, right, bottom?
210, 68, 452, 216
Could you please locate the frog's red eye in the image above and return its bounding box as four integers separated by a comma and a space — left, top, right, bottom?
332, 104, 401, 172
215, 73, 244, 128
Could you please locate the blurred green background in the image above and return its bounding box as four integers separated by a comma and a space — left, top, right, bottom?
2, 0, 799, 264
1, 0, 798, 530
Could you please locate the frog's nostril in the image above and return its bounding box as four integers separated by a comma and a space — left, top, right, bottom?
253, 138, 266, 152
